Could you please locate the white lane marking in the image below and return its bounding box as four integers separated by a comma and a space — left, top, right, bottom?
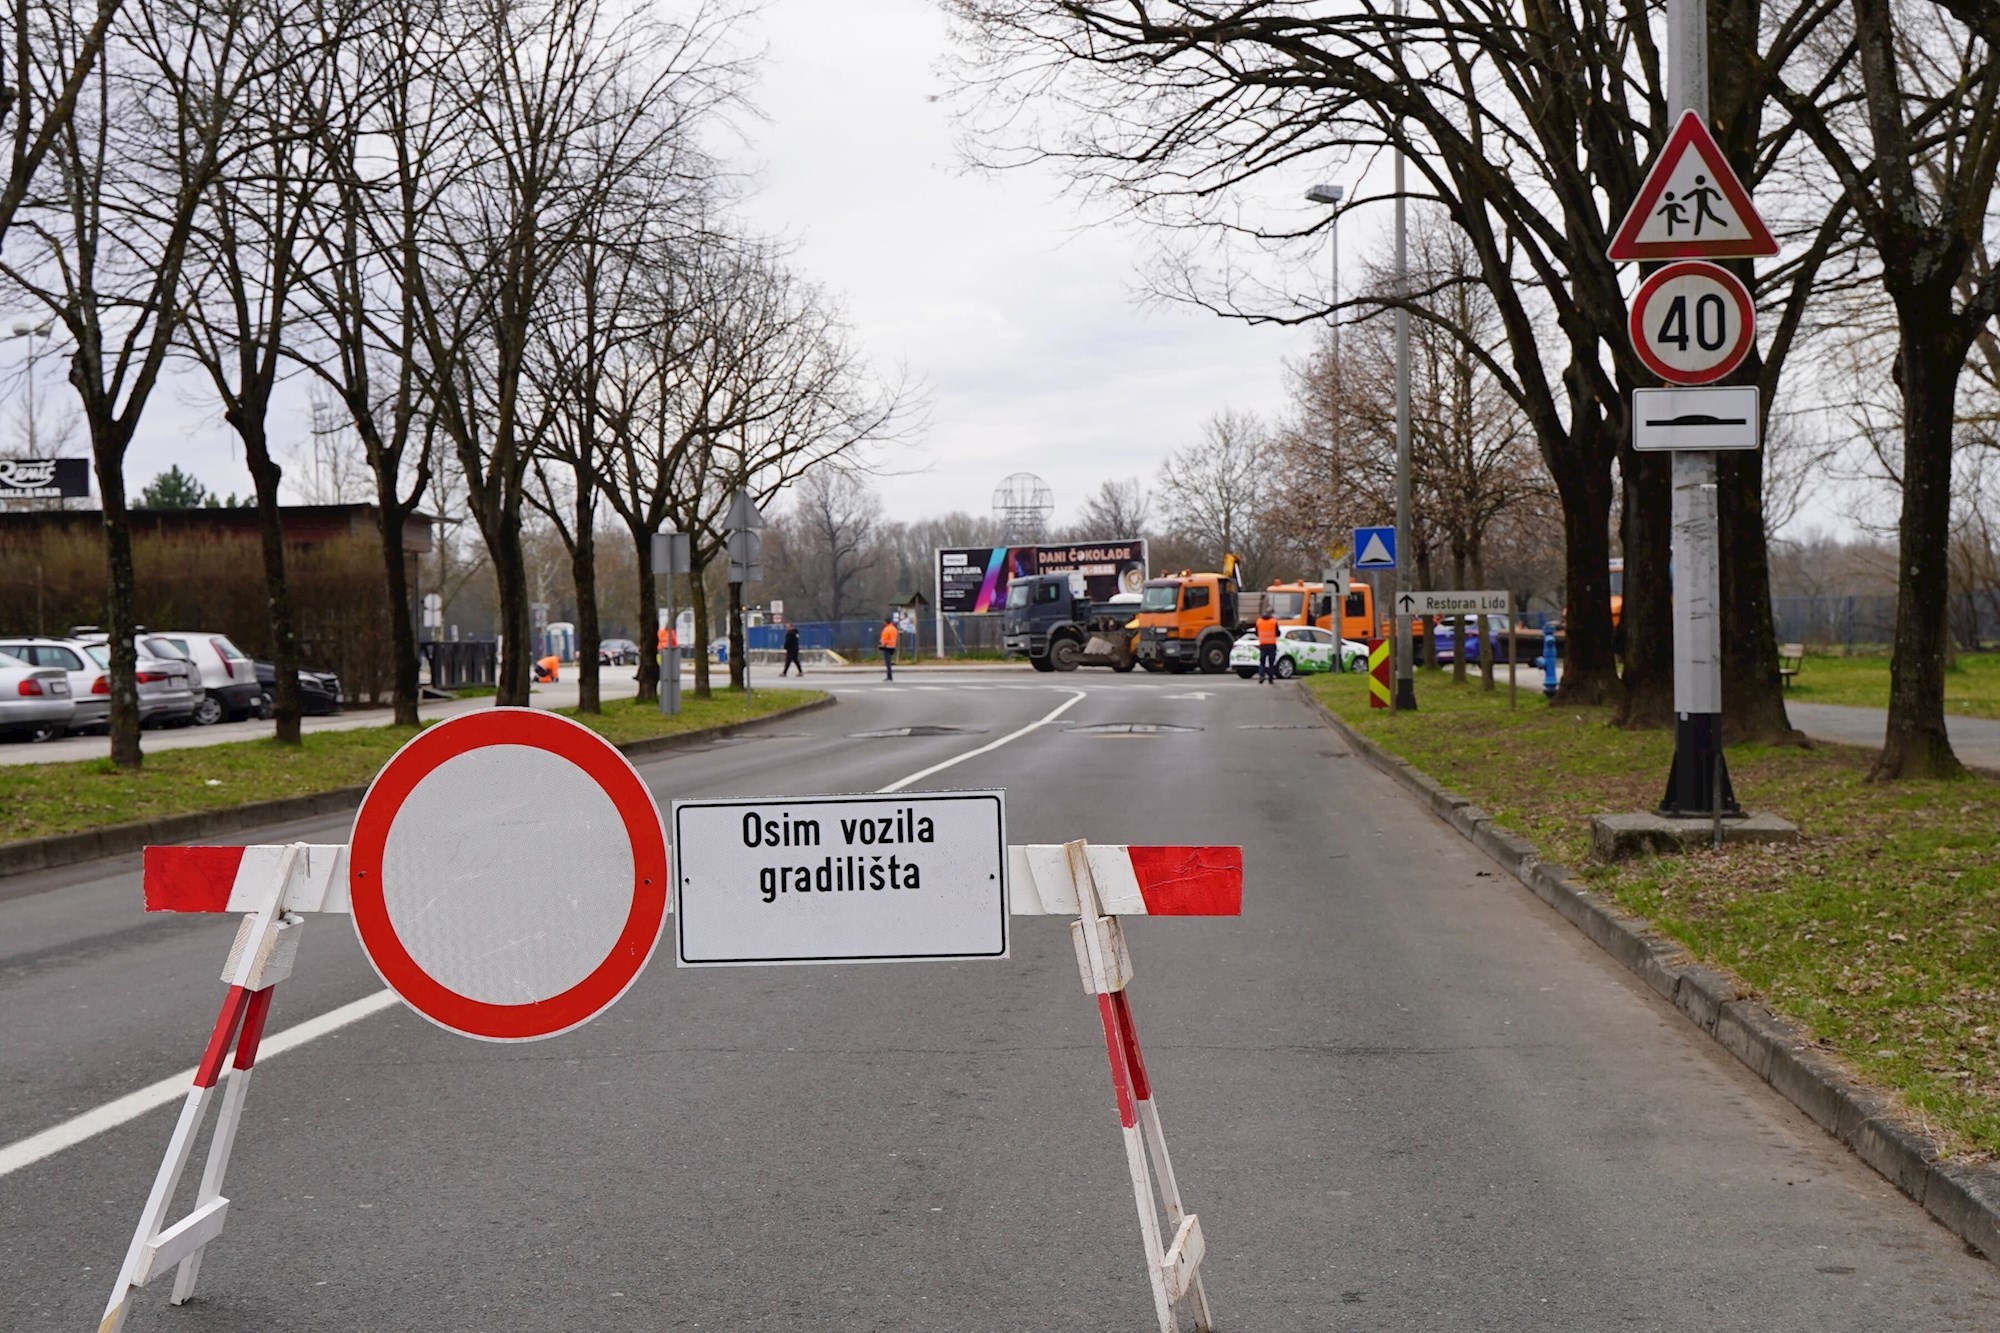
1, 689, 1087, 1174
876, 689, 1087, 794
0, 990, 399, 1179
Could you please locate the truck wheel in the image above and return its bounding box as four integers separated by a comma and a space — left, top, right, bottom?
1048, 637, 1082, 672
1140, 659, 1164, 673
1197, 638, 1230, 674
1276, 656, 1297, 680
1110, 654, 1136, 674
1030, 655, 1056, 673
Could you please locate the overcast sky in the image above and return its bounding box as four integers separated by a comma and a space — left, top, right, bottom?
17, 0, 1325, 533
6, 0, 1852, 537
729, 0, 1326, 530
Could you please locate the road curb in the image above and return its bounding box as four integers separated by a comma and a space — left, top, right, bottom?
1299, 683, 2000, 1265
0, 694, 837, 882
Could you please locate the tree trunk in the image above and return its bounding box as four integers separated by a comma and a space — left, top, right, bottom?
1550, 453, 1618, 705
375, 504, 421, 728
1874, 313, 1965, 779
689, 564, 712, 699
1450, 548, 1467, 686
572, 507, 600, 715
94, 437, 142, 769
630, 521, 658, 704
242, 422, 302, 745
1617, 447, 1675, 729
727, 580, 746, 690
1718, 442, 1800, 743
490, 504, 532, 708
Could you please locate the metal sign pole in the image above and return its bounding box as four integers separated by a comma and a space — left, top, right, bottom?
1391, 0, 1416, 712
1660, 0, 1736, 816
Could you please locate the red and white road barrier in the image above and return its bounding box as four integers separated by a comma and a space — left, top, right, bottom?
123, 835, 1240, 1331
101, 845, 309, 1333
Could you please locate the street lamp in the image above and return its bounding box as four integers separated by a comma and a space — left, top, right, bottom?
1305, 184, 1345, 627
9, 318, 52, 455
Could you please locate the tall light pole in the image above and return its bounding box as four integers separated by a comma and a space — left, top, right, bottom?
10, 318, 53, 454
1391, 20, 1416, 711
1306, 183, 1344, 616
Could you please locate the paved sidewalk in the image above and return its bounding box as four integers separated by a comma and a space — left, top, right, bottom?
1787, 701, 2000, 771
0, 659, 1034, 767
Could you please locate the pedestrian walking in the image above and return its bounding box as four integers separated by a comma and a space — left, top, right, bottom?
782, 624, 803, 676
878, 615, 899, 680
1254, 608, 1280, 684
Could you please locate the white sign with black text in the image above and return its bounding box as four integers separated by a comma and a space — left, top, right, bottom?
1632, 385, 1760, 451
673, 791, 1008, 966
1396, 589, 1511, 617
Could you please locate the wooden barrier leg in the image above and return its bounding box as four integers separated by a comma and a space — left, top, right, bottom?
98, 986, 250, 1333
1113, 988, 1214, 1332
171, 983, 276, 1303
102, 850, 301, 1331
1066, 839, 1211, 1333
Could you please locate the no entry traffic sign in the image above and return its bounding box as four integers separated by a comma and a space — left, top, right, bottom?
1628, 260, 1756, 386
348, 709, 670, 1040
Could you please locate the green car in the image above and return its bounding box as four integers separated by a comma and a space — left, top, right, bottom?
1230, 626, 1368, 679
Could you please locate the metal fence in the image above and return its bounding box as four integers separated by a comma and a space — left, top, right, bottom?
422, 639, 497, 688
1770, 594, 2000, 653
749, 615, 1010, 659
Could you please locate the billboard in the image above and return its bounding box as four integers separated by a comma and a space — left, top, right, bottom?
936, 539, 1147, 614
0, 458, 89, 500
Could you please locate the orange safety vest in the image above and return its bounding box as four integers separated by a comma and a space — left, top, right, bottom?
1255, 616, 1279, 646
879, 622, 899, 650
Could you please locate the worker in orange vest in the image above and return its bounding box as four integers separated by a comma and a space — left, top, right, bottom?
1254, 607, 1280, 684
878, 614, 899, 680
535, 654, 560, 684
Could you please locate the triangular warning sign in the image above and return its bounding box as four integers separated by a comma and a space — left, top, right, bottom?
1608, 110, 1777, 262
1357, 532, 1393, 567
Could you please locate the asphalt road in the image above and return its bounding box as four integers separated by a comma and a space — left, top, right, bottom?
4, 671, 1998, 1331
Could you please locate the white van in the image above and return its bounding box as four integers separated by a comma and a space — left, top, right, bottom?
154, 633, 263, 725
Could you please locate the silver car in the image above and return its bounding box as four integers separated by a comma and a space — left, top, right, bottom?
0, 648, 76, 740
75, 639, 198, 728
0, 637, 111, 733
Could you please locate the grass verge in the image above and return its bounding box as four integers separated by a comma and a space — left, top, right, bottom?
1787, 650, 2000, 719
1309, 672, 2000, 1157
0, 688, 824, 846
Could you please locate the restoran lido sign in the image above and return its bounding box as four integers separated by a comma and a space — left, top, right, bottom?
673, 791, 1009, 967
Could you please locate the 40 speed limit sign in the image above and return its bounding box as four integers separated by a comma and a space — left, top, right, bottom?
1628, 260, 1756, 385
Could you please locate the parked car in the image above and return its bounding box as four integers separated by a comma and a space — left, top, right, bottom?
1431, 613, 1522, 665
254, 660, 344, 716
599, 638, 640, 666
0, 636, 111, 734
1229, 625, 1368, 679
151, 632, 263, 724
71, 635, 199, 728
0, 647, 76, 740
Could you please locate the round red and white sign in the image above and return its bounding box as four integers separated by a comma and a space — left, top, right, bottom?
348, 708, 668, 1041
1628, 260, 1756, 386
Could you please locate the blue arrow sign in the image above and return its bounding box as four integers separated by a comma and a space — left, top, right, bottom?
1352, 526, 1397, 570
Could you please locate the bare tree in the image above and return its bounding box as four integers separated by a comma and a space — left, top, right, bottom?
788, 468, 882, 624
1156, 409, 1274, 578
174, 0, 348, 744
1777, 0, 2000, 777
408, 0, 743, 708
1075, 477, 1151, 539
946, 0, 1846, 731
2, 0, 270, 766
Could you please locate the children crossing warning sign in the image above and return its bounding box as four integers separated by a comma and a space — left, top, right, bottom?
1608, 110, 1777, 262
